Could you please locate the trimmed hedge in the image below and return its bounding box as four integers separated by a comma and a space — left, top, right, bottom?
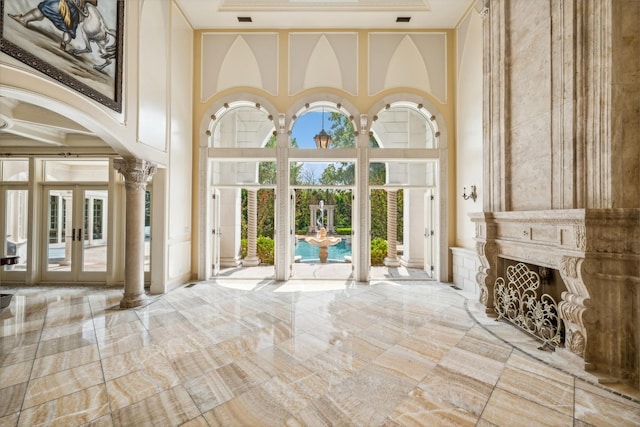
335, 227, 352, 235
370, 238, 387, 265
240, 237, 275, 265
257, 236, 274, 264
242, 236, 387, 266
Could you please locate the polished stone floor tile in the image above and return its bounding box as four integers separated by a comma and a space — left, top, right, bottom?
0, 360, 32, 389
389, 387, 478, 427
105, 356, 180, 411
30, 344, 100, 379
574, 380, 640, 426
17, 384, 110, 427
480, 387, 574, 426
1, 281, 638, 426
110, 385, 200, 427
22, 361, 104, 409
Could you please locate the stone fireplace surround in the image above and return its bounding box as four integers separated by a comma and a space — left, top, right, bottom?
470, 209, 639, 391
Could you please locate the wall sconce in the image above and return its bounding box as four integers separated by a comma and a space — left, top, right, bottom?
463, 185, 477, 202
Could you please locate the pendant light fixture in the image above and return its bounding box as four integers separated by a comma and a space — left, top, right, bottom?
314, 107, 331, 149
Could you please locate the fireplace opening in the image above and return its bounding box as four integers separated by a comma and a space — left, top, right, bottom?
494, 259, 567, 351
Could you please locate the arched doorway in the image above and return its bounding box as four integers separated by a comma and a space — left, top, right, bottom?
368, 102, 442, 280
199, 96, 448, 283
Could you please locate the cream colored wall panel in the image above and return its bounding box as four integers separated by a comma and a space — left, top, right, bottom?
138, 0, 169, 152
169, 3, 193, 241
369, 33, 447, 102
456, 12, 472, 79
304, 36, 343, 91
168, 241, 191, 278
289, 33, 357, 95
218, 37, 262, 92
384, 36, 431, 94
456, 11, 483, 248
201, 33, 278, 100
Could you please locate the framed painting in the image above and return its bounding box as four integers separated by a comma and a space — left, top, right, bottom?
0, 0, 124, 112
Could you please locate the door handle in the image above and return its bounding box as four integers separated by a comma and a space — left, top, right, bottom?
72, 228, 76, 241
77, 228, 82, 241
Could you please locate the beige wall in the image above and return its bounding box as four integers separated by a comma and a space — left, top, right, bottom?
455, 10, 484, 248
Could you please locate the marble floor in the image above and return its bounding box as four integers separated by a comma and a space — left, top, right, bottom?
1, 280, 639, 426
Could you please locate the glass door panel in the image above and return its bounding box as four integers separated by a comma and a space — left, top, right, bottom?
81, 189, 108, 273
1, 187, 29, 275
43, 186, 108, 282
46, 189, 73, 274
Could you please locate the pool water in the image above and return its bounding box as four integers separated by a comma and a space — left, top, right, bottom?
295, 239, 352, 262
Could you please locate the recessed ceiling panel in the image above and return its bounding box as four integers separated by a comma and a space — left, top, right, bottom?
220, 0, 431, 11
176, 0, 473, 29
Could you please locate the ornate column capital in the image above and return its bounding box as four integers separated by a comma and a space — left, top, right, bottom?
114, 158, 157, 191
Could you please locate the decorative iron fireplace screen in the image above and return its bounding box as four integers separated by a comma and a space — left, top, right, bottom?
494, 263, 563, 350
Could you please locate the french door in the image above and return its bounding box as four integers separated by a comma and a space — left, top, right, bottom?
43, 185, 108, 282
0, 186, 28, 283
424, 189, 436, 277
211, 188, 221, 276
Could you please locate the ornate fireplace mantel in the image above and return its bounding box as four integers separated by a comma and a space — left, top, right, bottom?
470, 209, 639, 389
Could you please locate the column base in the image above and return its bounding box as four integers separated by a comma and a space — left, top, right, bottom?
242, 256, 261, 267
221, 256, 242, 268
384, 256, 401, 267
120, 292, 148, 309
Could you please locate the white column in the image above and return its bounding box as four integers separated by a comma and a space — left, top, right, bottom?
114, 158, 157, 308
243, 190, 260, 266
275, 131, 290, 281
327, 205, 335, 233
355, 133, 370, 282
309, 206, 317, 233
384, 190, 401, 267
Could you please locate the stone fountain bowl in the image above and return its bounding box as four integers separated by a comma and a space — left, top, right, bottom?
0, 293, 12, 310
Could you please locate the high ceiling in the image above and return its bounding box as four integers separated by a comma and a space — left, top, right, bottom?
1, 0, 475, 154
175, 0, 474, 29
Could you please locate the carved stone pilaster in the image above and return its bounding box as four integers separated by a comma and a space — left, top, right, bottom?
557, 255, 590, 358
470, 212, 498, 316
475, 240, 498, 313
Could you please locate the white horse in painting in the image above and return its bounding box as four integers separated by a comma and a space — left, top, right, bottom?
69, 3, 117, 72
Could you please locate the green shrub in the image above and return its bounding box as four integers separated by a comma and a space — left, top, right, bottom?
256, 236, 275, 264
240, 238, 248, 258
370, 238, 387, 265
336, 227, 352, 235
241, 237, 274, 264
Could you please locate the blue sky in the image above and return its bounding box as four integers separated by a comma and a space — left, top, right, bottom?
290, 112, 330, 181
291, 111, 324, 149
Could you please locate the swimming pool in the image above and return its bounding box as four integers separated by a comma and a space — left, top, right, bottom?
295, 239, 352, 262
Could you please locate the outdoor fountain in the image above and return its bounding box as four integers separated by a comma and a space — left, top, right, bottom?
305, 227, 341, 263
304, 200, 341, 263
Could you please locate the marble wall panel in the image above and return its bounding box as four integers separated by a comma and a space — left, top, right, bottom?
610, 0, 640, 208
507, 0, 553, 211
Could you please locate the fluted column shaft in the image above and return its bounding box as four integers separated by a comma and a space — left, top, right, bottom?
114, 158, 157, 308
243, 190, 260, 266
384, 190, 400, 267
